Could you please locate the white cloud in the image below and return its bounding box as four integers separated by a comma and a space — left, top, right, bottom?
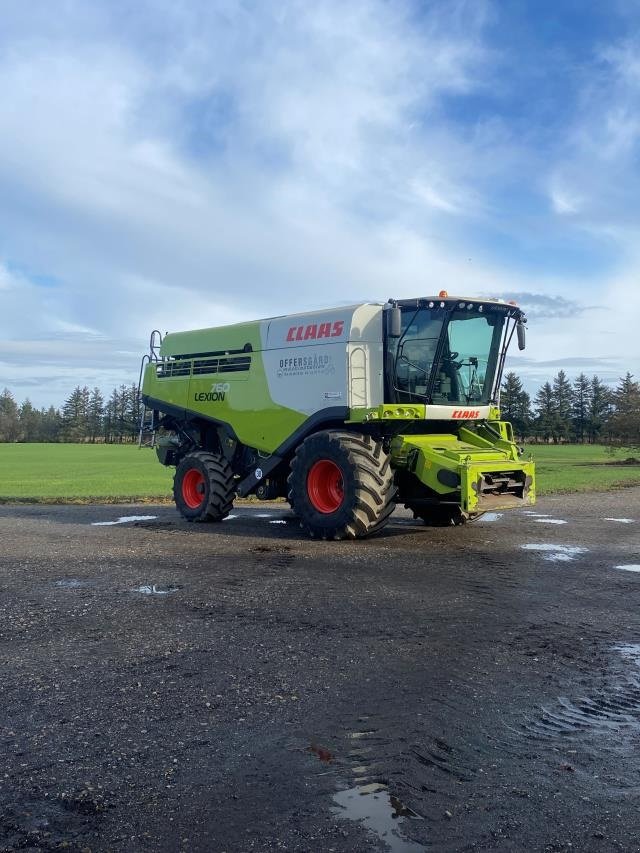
0, 1, 638, 407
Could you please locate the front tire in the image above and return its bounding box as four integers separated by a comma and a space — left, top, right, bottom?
287, 431, 396, 540
174, 451, 235, 522
405, 504, 477, 526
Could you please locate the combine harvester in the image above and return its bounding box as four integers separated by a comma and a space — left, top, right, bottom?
139, 293, 535, 539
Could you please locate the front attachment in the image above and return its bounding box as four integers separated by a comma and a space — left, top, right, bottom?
391, 426, 535, 515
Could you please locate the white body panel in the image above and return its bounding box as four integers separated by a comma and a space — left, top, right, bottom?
260, 304, 384, 415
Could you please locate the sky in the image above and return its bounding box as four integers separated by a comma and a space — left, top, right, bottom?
0, 0, 639, 408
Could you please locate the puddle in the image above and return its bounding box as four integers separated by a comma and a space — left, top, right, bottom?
614, 644, 640, 664
92, 515, 157, 526
605, 518, 635, 524
478, 512, 502, 523
521, 544, 587, 563
55, 578, 90, 589
332, 784, 423, 853
534, 519, 567, 525
132, 584, 181, 595
522, 512, 550, 517
615, 565, 640, 573
255, 513, 273, 518
269, 519, 287, 525
222, 514, 238, 521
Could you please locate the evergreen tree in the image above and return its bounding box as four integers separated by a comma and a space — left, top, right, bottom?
571, 373, 591, 443
0, 388, 21, 442
551, 370, 573, 441
500, 372, 533, 439
62, 386, 90, 442
43, 406, 62, 442
609, 373, 640, 447
88, 387, 104, 443
19, 399, 40, 442
534, 382, 556, 442
588, 376, 612, 444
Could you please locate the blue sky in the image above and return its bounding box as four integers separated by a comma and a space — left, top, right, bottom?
0, 0, 638, 407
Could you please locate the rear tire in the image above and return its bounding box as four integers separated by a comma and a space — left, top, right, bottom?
174, 451, 235, 522
287, 431, 396, 540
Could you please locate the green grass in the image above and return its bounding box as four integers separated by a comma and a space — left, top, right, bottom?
0, 442, 638, 503
525, 443, 640, 495
0, 443, 173, 503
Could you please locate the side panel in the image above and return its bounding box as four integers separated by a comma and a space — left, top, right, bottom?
143, 320, 307, 453
143, 303, 384, 455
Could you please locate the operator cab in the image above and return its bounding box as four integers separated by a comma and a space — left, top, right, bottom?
384, 294, 526, 406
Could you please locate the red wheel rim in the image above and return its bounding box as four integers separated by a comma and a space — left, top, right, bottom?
182, 468, 206, 509
307, 459, 344, 513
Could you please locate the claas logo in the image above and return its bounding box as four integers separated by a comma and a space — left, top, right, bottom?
452, 409, 481, 419
286, 320, 344, 342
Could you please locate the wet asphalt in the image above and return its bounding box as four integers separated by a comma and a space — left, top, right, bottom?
1, 489, 640, 853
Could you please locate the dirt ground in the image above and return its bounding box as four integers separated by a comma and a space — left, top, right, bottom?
1, 489, 640, 853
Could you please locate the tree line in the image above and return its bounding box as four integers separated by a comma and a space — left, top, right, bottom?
0, 385, 141, 443
501, 370, 639, 446
0, 370, 638, 445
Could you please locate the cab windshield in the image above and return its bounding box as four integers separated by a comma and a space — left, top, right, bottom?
387, 305, 508, 405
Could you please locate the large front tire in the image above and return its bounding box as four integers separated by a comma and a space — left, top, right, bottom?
287, 431, 396, 540
174, 451, 235, 522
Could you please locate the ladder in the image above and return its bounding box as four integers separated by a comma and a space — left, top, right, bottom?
137, 330, 163, 448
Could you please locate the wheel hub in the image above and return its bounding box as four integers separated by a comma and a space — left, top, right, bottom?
307, 459, 344, 513
182, 468, 206, 509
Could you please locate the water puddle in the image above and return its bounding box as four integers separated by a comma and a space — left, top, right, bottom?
269, 519, 287, 525
522, 512, 550, 517
478, 512, 502, 523
92, 515, 157, 526
222, 514, 238, 521
132, 584, 182, 595
605, 518, 635, 524
615, 565, 640, 573
55, 578, 91, 589
534, 518, 567, 525
614, 644, 640, 664
255, 513, 273, 518
521, 543, 587, 563
332, 783, 424, 853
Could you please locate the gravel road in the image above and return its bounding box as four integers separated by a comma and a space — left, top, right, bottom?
1, 489, 640, 852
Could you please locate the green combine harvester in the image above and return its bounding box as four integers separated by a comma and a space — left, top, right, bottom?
139, 293, 535, 539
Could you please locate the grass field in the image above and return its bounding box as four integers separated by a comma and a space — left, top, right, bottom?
0, 444, 173, 503
0, 442, 638, 503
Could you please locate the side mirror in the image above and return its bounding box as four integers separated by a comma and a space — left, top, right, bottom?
517, 320, 526, 351
387, 305, 402, 338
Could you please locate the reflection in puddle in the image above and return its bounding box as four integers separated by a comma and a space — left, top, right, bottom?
522, 512, 550, 517
332, 784, 424, 853
269, 519, 287, 525
310, 744, 333, 763
132, 584, 181, 595
615, 565, 640, 573
605, 518, 635, 523
55, 578, 90, 589
92, 515, 157, 526
478, 512, 502, 523
222, 514, 238, 521
614, 643, 640, 664
255, 513, 273, 518
534, 518, 567, 525
521, 543, 587, 563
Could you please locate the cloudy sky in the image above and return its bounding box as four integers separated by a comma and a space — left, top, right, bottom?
1, 0, 639, 408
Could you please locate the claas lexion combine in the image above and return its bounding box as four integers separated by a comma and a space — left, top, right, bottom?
139, 293, 535, 539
